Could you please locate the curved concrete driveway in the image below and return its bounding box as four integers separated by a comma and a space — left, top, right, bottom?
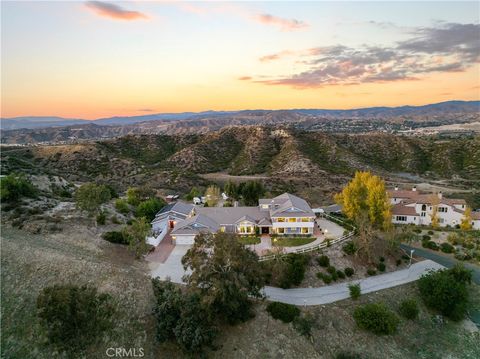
264, 260, 443, 306
401, 244, 480, 285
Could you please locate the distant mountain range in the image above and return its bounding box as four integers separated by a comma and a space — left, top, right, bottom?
2, 101, 478, 131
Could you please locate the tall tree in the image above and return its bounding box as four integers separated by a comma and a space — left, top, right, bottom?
429, 194, 440, 229
224, 181, 239, 200
205, 185, 221, 207
335, 171, 391, 230
241, 181, 265, 206
182, 232, 265, 324
123, 217, 151, 258
75, 183, 111, 215
460, 207, 473, 231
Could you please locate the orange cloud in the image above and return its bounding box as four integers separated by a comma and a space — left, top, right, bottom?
85, 1, 148, 21
254, 13, 309, 31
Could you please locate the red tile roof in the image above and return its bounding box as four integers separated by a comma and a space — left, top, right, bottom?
392, 204, 418, 216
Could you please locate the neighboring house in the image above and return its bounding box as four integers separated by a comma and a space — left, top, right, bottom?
388, 186, 480, 229
149, 201, 194, 245
152, 193, 316, 246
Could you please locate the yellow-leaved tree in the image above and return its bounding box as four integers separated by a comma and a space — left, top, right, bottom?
335, 171, 391, 230
335, 171, 392, 262
460, 207, 473, 231
429, 194, 440, 229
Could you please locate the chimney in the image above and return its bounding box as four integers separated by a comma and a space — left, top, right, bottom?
438, 191, 442, 200
412, 186, 417, 192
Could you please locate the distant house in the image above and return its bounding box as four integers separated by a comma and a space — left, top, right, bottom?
151, 193, 316, 245
389, 186, 480, 229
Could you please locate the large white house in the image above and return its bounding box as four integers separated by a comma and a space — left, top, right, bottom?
389, 186, 480, 229
150, 193, 316, 245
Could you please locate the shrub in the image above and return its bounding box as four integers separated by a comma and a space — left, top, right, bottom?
353, 303, 399, 335
111, 215, 121, 224
293, 314, 315, 337
136, 198, 166, 222
316, 255, 330, 267
377, 262, 386, 272
327, 265, 336, 274
337, 270, 346, 279
317, 273, 332, 284
413, 228, 422, 233
342, 241, 357, 255
96, 212, 106, 225
423, 240, 439, 251
330, 271, 339, 281
422, 235, 431, 241
367, 269, 377, 276
102, 231, 129, 245
336, 352, 362, 359
399, 299, 419, 320
0, 173, 37, 203
266, 302, 300, 323
379, 256, 385, 262
349, 283, 361, 300
418, 265, 472, 321
396, 259, 402, 266
440, 242, 454, 253
428, 230, 434, 235
37, 285, 114, 353
115, 198, 130, 214
344, 267, 354, 277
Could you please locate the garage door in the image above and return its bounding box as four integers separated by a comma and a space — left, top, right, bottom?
174, 235, 195, 245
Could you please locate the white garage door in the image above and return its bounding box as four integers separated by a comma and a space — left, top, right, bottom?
174, 235, 195, 245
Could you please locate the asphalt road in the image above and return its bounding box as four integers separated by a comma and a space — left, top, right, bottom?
400, 244, 480, 285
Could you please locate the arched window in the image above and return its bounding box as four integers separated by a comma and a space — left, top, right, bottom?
421, 204, 426, 211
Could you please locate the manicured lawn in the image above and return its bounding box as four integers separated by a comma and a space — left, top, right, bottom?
272, 236, 316, 247
238, 236, 261, 245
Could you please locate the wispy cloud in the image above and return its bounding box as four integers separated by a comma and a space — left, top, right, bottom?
247, 23, 480, 88
177, 3, 308, 31
253, 13, 308, 31
85, 1, 148, 21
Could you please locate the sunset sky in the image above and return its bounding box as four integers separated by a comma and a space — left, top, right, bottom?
1, 1, 479, 119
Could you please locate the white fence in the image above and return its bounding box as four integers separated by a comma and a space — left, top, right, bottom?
258, 213, 355, 262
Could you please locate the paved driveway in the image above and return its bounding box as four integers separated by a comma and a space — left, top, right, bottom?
264, 260, 443, 306
316, 218, 345, 238
401, 244, 480, 285
150, 245, 191, 283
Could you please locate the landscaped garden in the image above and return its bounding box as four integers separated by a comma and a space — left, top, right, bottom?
238, 235, 261, 245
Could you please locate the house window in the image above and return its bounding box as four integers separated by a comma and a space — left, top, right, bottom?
277, 228, 285, 234
288, 218, 297, 222
301, 217, 310, 222
439, 218, 445, 224
396, 216, 407, 222
438, 207, 448, 213
421, 212, 426, 217
220, 226, 225, 232
261, 204, 269, 209
301, 227, 309, 234
421, 204, 426, 211
277, 218, 285, 222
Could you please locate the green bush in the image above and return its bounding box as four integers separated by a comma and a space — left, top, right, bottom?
266, 302, 300, 323
367, 269, 377, 276
331, 271, 339, 281
422, 240, 439, 250
336, 352, 362, 359
115, 198, 130, 214
349, 283, 361, 300
377, 262, 386, 272
418, 265, 472, 321
337, 270, 346, 279
96, 212, 106, 225
342, 242, 357, 255
327, 265, 336, 274
37, 285, 114, 353
396, 259, 402, 266
102, 231, 129, 245
379, 256, 385, 262
316, 255, 330, 267
440, 242, 455, 253
317, 273, 332, 284
422, 235, 431, 241
428, 230, 434, 235
399, 299, 419, 320
413, 228, 422, 233
293, 314, 315, 337
0, 173, 37, 203
344, 267, 354, 277
353, 303, 399, 335
136, 198, 166, 222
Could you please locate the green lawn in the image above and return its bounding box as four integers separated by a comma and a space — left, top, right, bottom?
272, 236, 316, 247
238, 236, 261, 245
